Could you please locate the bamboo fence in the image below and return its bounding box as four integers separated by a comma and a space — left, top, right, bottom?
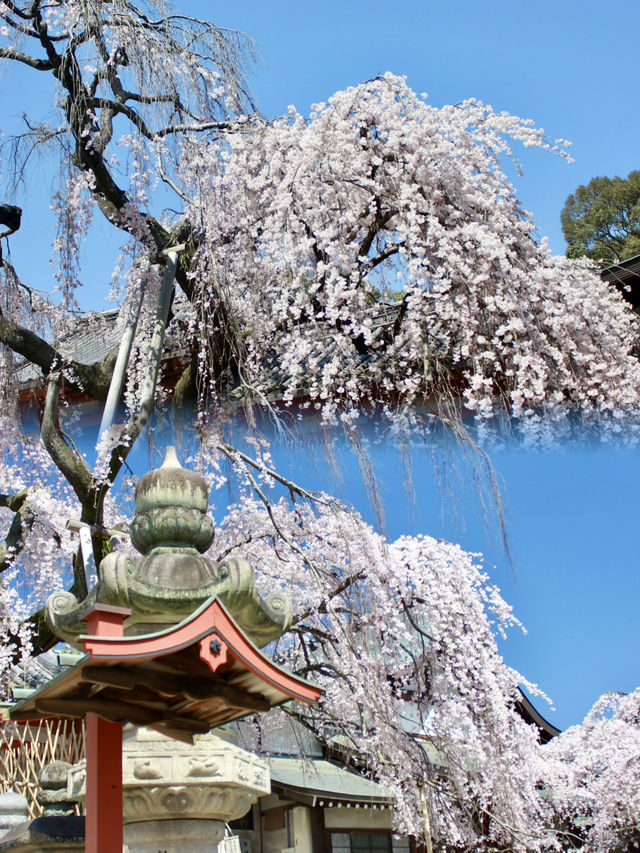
0, 718, 85, 818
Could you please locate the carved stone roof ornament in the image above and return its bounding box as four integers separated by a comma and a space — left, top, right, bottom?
47, 447, 292, 648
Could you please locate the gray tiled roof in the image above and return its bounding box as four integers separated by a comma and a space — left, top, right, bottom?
13, 310, 121, 387
268, 757, 392, 805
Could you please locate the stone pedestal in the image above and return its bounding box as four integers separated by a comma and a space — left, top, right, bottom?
68, 726, 270, 853
124, 818, 225, 853
0, 816, 84, 852
0, 792, 28, 839
38, 763, 75, 817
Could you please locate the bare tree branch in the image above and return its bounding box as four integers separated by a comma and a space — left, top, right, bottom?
40, 372, 93, 507
0, 300, 118, 400
0, 46, 54, 70
0, 490, 35, 574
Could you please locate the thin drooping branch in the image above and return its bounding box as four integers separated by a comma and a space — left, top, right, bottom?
218, 444, 373, 651
358, 207, 398, 257
0, 490, 35, 574
218, 444, 343, 602
293, 567, 367, 625
363, 241, 403, 271
0, 1, 30, 21
217, 443, 336, 506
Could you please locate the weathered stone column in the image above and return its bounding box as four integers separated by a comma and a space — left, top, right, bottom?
68, 726, 270, 853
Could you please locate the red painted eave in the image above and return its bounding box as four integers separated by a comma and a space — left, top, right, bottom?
79, 596, 321, 706
9, 597, 322, 741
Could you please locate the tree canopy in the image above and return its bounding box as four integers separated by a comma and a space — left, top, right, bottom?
561, 171, 640, 263
0, 1, 638, 444
0, 1, 639, 850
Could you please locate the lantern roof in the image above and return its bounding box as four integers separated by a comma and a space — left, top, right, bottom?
10, 596, 321, 743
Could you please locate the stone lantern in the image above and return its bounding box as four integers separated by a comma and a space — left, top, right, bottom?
11, 449, 322, 853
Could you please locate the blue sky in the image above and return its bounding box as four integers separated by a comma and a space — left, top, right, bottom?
2, 1, 640, 730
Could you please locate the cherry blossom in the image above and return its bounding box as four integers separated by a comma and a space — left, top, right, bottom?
542, 689, 640, 852
182, 75, 640, 440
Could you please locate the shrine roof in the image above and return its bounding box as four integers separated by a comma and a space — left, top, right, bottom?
8, 597, 321, 743
601, 253, 640, 311
268, 758, 392, 808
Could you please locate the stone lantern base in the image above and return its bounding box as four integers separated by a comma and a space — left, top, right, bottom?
67, 726, 270, 853
124, 817, 225, 853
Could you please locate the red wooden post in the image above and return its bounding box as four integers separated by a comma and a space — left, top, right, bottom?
83, 603, 132, 638
85, 713, 123, 853
82, 605, 130, 853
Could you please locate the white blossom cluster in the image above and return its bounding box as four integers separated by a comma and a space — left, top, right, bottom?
207, 481, 640, 850
215, 493, 555, 850
0, 412, 76, 676
182, 75, 640, 440
542, 689, 640, 851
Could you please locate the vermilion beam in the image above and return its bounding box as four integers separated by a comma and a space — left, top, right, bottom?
85, 712, 123, 853
82, 603, 131, 637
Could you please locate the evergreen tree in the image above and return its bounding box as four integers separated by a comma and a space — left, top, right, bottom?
561, 171, 640, 262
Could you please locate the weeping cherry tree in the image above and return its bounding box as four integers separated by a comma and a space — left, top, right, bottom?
0, 1, 638, 849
